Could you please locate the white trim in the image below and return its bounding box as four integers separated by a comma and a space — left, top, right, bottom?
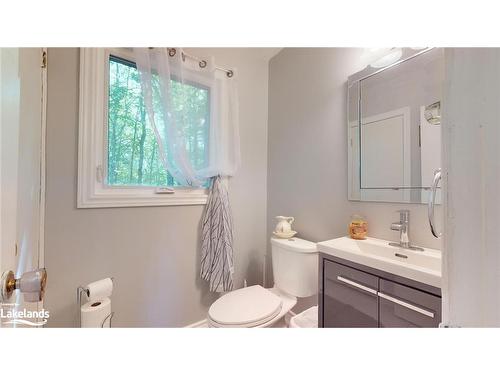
37, 48, 47, 320
38, 48, 47, 269
349, 106, 412, 202
77, 48, 208, 208
185, 319, 208, 328
360, 106, 412, 191
0, 48, 3, 275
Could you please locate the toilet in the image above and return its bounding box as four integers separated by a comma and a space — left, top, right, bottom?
207, 237, 318, 328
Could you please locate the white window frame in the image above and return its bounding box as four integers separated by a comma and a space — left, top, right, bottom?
77, 48, 208, 208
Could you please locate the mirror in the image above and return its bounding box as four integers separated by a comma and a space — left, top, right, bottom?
348, 48, 443, 203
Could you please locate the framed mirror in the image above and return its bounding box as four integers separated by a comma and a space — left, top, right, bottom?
348, 48, 443, 204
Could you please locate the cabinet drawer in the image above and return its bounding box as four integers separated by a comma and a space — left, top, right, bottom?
323, 260, 379, 327
379, 279, 441, 327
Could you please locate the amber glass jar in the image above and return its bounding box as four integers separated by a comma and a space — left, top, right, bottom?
349, 214, 367, 240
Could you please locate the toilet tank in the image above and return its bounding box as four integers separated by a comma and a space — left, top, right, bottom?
271, 237, 318, 298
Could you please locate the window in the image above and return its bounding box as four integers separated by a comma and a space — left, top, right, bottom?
107, 55, 210, 187
78, 48, 209, 208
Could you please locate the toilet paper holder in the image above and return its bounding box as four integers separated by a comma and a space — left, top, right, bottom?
77, 277, 114, 328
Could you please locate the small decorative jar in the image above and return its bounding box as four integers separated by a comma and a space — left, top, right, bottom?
349, 214, 367, 240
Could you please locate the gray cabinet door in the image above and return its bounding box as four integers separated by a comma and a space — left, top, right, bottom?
379, 279, 441, 327
323, 260, 379, 327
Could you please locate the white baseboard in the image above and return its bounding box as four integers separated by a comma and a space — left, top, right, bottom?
185, 319, 208, 328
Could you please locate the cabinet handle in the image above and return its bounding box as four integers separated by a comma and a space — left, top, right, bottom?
378, 292, 434, 318
336, 276, 377, 295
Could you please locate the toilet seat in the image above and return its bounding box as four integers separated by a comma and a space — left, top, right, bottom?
208, 285, 283, 328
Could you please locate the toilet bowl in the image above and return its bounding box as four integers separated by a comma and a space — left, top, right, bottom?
207, 237, 317, 328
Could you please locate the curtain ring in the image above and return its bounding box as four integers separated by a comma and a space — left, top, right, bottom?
168, 48, 176, 57
199, 60, 207, 69
226, 70, 234, 78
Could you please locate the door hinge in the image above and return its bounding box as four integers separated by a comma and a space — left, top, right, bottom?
41, 51, 47, 69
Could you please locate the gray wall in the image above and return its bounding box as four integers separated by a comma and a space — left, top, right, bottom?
45, 48, 270, 327
267, 48, 442, 302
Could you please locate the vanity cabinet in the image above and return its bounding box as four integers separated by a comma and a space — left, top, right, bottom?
323, 261, 378, 327
319, 255, 441, 328
378, 279, 441, 327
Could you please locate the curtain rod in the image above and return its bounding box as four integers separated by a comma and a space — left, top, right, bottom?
148, 47, 234, 78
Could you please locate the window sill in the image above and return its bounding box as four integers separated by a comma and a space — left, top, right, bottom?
77, 185, 208, 208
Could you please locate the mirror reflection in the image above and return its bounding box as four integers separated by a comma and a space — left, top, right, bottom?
348, 48, 444, 204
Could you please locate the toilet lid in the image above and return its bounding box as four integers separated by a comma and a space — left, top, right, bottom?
208, 285, 283, 327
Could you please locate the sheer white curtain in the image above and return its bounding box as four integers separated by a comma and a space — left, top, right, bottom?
134, 48, 240, 292
134, 48, 240, 186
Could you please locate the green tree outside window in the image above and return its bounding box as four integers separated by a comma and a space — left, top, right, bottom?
107, 55, 209, 187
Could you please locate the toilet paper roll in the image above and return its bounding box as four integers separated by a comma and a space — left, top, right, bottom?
86, 278, 113, 301
81, 297, 112, 328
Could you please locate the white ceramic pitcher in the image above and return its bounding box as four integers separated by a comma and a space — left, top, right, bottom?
275, 216, 295, 233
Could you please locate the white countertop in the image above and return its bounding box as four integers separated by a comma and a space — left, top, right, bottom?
317, 236, 442, 288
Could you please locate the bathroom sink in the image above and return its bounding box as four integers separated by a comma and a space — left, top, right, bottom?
317, 236, 441, 288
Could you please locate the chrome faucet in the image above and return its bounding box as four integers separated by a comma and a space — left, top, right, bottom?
390, 210, 410, 248
389, 210, 423, 251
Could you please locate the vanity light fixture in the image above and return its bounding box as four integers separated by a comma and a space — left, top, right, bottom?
369, 48, 403, 68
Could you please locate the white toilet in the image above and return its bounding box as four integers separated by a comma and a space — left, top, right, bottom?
207, 237, 318, 328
